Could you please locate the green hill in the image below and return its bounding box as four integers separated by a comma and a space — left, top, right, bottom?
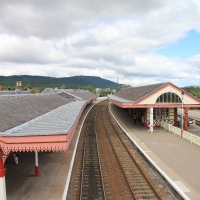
182, 86, 200, 99
0, 75, 122, 90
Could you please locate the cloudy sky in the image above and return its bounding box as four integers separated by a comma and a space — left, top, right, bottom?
0, 0, 200, 87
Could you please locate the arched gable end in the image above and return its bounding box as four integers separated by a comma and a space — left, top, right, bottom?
156, 92, 182, 104
138, 83, 200, 106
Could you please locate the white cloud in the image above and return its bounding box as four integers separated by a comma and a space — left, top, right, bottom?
0, 0, 200, 87
0, 35, 65, 63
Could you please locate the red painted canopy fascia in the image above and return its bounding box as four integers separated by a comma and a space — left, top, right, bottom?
109, 98, 200, 108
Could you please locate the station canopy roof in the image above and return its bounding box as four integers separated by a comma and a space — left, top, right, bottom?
0, 94, 72, 132
0, 101, 86, 137
41, 88, 97, 100
108, 82, 200, 108
112, 83, 166, 102
0, 91, 96, 152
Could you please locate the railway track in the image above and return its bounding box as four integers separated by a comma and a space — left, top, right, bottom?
80, 106, 105, 200
67, 100, 183, 200
102, 106, 162, 199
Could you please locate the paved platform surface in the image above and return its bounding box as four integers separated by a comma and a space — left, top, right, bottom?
110, 103, 200, 200
5, 101, 200, 200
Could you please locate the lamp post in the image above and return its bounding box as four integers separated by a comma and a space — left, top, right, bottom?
181, 91, 184, 130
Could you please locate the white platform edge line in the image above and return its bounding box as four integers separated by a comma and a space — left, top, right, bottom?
62, 102, 96, 200
108, 102, 190, 200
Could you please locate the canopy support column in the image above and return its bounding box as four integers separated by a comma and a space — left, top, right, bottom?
0, 169, 7, 200
148, 108, 154, 132
35, 151, 40, 177
184, 107, 189, 131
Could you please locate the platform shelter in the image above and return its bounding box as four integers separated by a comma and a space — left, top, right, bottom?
0, 91, 96, 200
108, 82, 200, 133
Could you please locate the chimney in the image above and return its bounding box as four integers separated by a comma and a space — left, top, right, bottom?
15, 81, 22, 93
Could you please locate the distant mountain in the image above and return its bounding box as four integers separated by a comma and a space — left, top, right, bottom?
0, 75, 122, 89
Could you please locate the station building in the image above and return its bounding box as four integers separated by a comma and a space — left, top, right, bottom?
108, 82, 200, 132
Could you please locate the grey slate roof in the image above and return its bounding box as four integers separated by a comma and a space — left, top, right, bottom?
58, 92, 76, 99
0, 90, 31, 95
114, 83, 167, 102
0, 94, 72, 132
41, 88, 97, 100
0, 101, 86, 136
0, 91, 16, 95
62, 90, 97, 100
107, 95, 134, 103
40, 88, 57, 94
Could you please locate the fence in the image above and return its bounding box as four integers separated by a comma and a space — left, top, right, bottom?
161, 121, 200, 146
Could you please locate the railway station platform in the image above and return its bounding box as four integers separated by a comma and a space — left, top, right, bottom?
110, 103, 200, 200
5, 101, 96, 200
5, 100, 200, 200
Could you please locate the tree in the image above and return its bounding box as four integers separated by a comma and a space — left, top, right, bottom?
23, 85, 33, 90
84, 85, 95, 93
183, 87, 200, 99
116, 87, 121, 92
99, 89, 111, 97
60, 85, 66, 89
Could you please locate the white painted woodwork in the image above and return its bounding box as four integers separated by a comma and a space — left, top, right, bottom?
0, 176, 7, 200
150, 108, 154, 132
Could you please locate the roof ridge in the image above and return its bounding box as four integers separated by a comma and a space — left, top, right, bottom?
132, 82, 168, 88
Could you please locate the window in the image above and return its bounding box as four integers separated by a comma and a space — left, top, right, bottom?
153, 108, 169, 120
156, 92, 182, 103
